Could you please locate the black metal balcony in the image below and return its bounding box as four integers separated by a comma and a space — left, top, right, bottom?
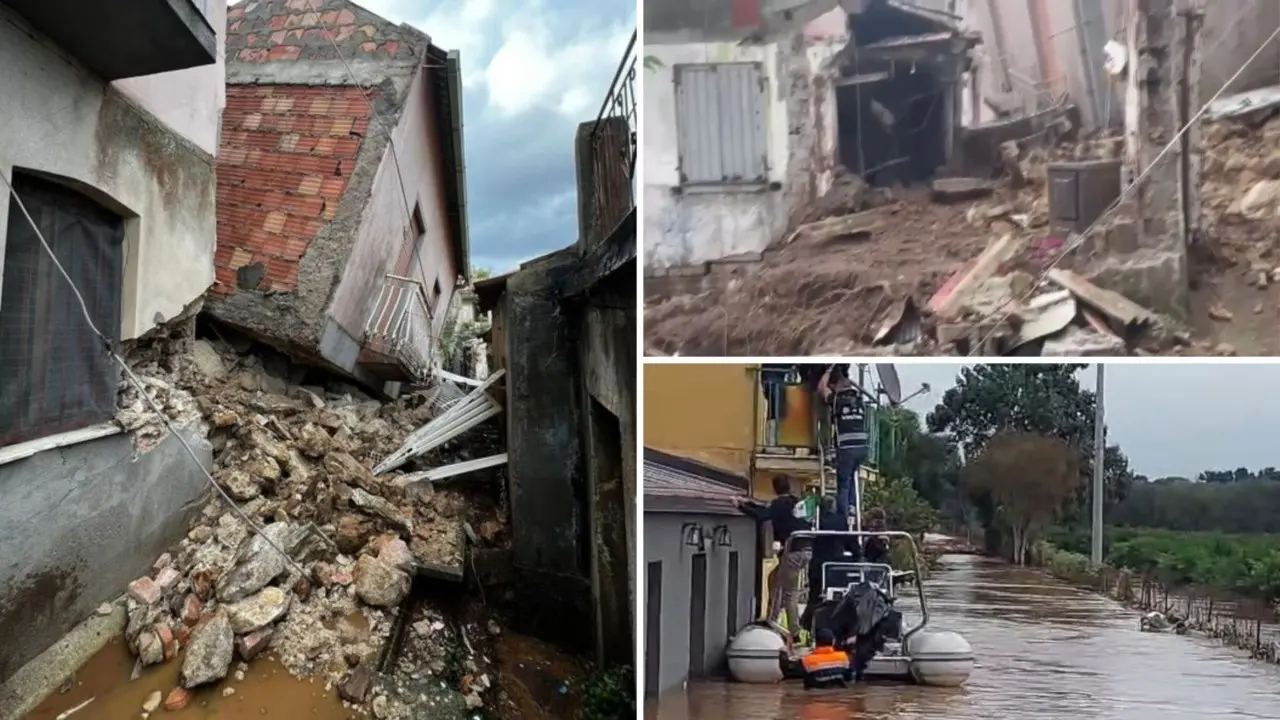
583, 29, 637, 248
3, 0, 217, 81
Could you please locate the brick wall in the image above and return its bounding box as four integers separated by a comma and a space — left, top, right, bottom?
214, 84, 375, 295
226, 0, 420, 63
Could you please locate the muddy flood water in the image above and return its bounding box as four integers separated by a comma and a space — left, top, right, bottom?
28, 622, 583, 720
27, 635, 351, 719
649, 554, 1280, 720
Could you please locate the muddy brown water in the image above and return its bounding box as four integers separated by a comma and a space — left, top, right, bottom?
648, 554, 1280, 720
27, 635, 353, 719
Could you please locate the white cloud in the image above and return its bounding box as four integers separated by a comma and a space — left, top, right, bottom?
477, 18, 632, 119
420, 0, 496, 86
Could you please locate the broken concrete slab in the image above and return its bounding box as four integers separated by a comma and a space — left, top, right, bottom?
215, 521, 298, 603
353, 554, 410, 608
225, 586, 291, 634
1046, 268, 1157, 331
930, 177, 995, 204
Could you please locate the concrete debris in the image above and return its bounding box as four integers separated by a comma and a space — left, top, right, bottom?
236, 627, 274, 661
353, 554, 411, 608
95, 325, 507, 713
181, 610, 234, 688
225, 586, 292, 634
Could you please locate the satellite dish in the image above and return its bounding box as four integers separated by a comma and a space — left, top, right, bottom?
876, 364, 902, 405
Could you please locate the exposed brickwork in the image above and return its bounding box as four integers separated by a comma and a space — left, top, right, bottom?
226, 0, 420, 64
214, 84, 375, 295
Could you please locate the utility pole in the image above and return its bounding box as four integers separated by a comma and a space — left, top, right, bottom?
1091, 363, 1106, 567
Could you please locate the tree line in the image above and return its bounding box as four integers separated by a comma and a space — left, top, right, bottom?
866, 364, 1280, 602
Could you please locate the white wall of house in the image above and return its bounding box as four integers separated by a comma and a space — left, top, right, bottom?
113, 0, 227, 156
644, 41, 791, 268
0, 4, 221, 342
644, 17, 848, 268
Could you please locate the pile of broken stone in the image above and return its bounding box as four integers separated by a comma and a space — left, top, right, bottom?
107, 328, 499, 714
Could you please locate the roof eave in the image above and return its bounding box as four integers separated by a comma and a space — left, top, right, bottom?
443, 49, 470, 281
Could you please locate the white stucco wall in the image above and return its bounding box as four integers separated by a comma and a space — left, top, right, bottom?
0, 6, 220, 340
113, 0, 227, 156
645, 22, 848, 269
643, 42, 793, 268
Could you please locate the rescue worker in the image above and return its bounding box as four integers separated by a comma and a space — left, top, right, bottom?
861, 507, 891, 587
801, 628, 854, 690
817, 365, 870, 523
738, 474, 811, 650
799, 495, 858, 635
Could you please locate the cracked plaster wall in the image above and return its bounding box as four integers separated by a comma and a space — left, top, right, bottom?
0, 6, 218, 341
644, 21, 847, 268
0, 425, 212, 687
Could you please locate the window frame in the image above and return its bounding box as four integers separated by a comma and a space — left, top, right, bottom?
673, 61, 770, 192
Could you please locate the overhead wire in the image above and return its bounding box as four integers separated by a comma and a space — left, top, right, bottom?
0, 170, 309, 578
966, 13, 1280, 356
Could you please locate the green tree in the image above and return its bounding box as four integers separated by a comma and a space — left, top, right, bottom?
964, 432, 1080, 565
925, 364, 1134, 548
875, 407, 961, 517
863, 475, 936, 538
471, 266, 493, 281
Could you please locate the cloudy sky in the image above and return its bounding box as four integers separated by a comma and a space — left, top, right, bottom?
238, 0, 635, 273
892, 363, 1280, 479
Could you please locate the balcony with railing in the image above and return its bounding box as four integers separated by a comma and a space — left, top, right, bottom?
754, 368, 823, 475
752, 367, 881, 478
360, 274, 434, 382
583, 29, 637, 249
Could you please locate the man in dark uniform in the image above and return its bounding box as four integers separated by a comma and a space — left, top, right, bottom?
818, 365, 870, 523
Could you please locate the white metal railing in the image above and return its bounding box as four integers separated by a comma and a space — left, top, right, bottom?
363, 274, 434, 379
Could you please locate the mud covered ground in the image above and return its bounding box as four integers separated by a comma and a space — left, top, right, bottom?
645, 111, 1280, 357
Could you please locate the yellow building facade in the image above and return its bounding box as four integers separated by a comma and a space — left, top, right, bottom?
644, 363, 884, 499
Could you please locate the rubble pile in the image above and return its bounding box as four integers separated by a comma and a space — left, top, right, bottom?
105, 328, 507, 716
1201, 113, 1280, 268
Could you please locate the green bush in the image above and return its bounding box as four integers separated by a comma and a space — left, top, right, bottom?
1045, 527, 1280, 601
579, 664, 634, 720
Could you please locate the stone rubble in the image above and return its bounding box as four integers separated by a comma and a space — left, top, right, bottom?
103, 329, 506, 714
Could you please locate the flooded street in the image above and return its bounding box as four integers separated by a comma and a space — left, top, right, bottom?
649, 554, 1280, 720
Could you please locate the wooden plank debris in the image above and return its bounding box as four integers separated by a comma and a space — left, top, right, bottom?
928, 234, 1024, 318
1045, 269, 1157, 331
783, 209, 882, 246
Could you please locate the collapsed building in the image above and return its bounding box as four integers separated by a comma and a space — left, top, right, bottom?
643, 0, 979, 268
644, 0, 1280, 357
212, 0, 468, 393
1, 3, 637, 718
0, 0, 225, 703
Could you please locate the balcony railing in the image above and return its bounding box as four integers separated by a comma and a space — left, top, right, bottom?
363, 274, 434, 380
753, 369, 882, 467
584, 29, 637, 247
